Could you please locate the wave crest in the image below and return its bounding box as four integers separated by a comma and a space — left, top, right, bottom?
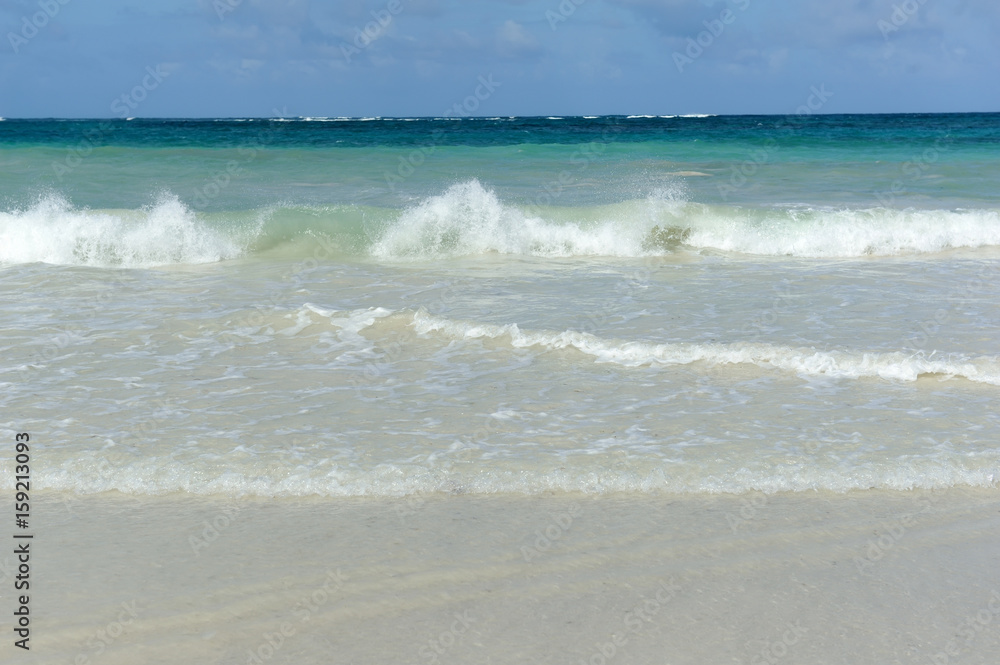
370, 180, 1000, 260
408, 309, 1000, 385
0, 194, 245, 267
370, 180, 689, 259
4, 183, 999, 266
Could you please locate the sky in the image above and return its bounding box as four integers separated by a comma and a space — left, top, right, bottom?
1, 0, 998, 118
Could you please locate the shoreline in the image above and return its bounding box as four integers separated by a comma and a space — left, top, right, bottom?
23, 488, 1000, 664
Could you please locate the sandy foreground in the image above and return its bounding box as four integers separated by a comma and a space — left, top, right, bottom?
11, 489, 1000, 664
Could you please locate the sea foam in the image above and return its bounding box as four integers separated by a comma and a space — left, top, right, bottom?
297, 305, 1000, 385
5, 182, 1000, 266
370, 180, 1000, 260
409, 309, 1000, 384
0, 194, 245, 267
370, 180, 688, 259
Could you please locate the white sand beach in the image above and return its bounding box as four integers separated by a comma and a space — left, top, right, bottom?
23, 489, 1000, 665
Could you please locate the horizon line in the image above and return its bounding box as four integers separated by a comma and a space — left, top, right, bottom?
2, 111, 999, 121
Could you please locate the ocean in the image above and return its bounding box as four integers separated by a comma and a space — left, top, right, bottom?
2, 113, 999, 498
5, 113, 1000, 665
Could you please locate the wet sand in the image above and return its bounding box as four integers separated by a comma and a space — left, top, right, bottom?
22, 489, 1000, 664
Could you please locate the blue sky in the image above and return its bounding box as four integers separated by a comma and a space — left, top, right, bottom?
1, 0, 998, 117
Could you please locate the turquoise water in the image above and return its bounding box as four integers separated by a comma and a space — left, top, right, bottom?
3, 114, 999, 211
1, 115, 999, 496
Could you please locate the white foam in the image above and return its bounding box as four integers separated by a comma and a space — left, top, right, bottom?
686, 206, 1000, 257
370, 181, 1000, 259
4, 305, 996, 499
303, 303, 395, 335
370, 180, 686, 259
17, 451, 999, 497
411, 310, 1000, 385
0, 194, 244, 267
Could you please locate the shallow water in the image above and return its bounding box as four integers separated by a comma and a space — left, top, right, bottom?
2, 115, 999, 497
